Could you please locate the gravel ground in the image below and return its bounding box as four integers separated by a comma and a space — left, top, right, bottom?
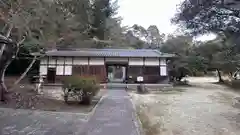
130, 77, 240, 135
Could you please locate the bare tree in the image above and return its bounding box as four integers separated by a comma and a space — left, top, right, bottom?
0, 0, 124, 101
0, 0, 84, 101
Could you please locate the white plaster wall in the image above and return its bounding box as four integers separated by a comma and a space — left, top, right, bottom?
57, 57, 65, 65
105, 58, 128, 62
73, 57, 88, 65
40, 65, 47, 75
48, 57, 56, 65
160, 58, 167, 66
48, 65, 56, 68
89, 58, 104, 65
40, 58, 47, 65
144, 58, 159, 66
65, 57, 73, 65
129, 58, 144, 66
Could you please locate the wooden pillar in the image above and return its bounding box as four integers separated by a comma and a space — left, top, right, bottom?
142, 57, 146, 83
159, 58, 161, 76
87, 57, 90, 75
63, 56, 66, 75
126, 58, 130, 84
103, 57, 107, 83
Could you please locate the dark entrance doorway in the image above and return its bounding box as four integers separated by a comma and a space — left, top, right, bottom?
47, 68, 56, 83
106, 63, 128, 83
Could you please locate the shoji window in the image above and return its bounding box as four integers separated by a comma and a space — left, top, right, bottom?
160, 58, 167, 76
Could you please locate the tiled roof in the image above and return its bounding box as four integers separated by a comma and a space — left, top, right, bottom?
37, 49, 175, 58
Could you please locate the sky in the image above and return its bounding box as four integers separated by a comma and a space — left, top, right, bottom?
118, 0, 182, 34
118, 0, 216, 41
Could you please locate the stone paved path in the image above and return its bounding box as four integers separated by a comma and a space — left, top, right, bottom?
0, 108, 88, 135
0, 89, 140, 135
80, 90, 140, 135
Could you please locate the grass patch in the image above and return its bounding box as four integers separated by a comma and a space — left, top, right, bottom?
136, 105, 160, 135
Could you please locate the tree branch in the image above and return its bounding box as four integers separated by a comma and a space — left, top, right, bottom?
9, 55, 38, 90
92, 37, 112, 44
5, 24, 13, 38
0, 36, 26, 92
17, 37, 25, 46
0, 34, 12, 42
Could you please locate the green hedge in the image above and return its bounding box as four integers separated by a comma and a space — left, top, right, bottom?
62, 76, 100, 105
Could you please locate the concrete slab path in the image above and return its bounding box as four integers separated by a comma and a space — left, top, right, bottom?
80, 90, 140, 135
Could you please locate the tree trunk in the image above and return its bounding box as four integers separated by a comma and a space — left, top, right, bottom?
0, 63, 8, 101
0, 25, 14, 101
217, 69, 224, 83
80, 91, 92, 105
0, 25, 13, 59
0, 81, 7, 102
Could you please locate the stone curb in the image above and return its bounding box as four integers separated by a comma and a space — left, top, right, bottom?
86, 92, 107, 121
76, 92, 107, 134
0, 107, 89, 116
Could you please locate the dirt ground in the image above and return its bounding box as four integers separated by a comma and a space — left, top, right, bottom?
0, 83, 106, 113
130, 77, 240, 135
